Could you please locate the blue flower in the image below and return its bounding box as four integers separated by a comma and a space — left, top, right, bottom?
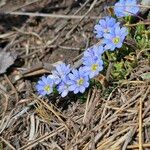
114, 0, 140, 17
103, 24, 128, 51
57, 77, 70, 97
49, 63, 71, 85
83, 57, 103, 78
83, 45, 104, 61
36, 76, 54, 96
94, 16, 117, 38
68, 67, 89, 94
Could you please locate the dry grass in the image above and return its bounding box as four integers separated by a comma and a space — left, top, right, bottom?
0, 79, 149, 149
0, 0, 150, 149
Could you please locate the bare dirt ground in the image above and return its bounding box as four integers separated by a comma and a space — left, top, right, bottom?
0, 0, 150, 150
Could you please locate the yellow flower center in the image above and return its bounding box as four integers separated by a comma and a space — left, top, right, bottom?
104, 28, 109, 33
113, 37, 120, 44
44, 85, 51, 92
91, 64, 98, 71
77, 78, 84, 85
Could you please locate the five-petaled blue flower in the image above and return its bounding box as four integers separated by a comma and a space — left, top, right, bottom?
83, 45, 104, 61
49, 63, 71, 85
68, 67, 89, 94
83, 57, 103, 79
114, 0, 140, 18
57, 77, 70, 97
36, 76, 54, 96
94, 16, 117, 38
103, 24, 128, 51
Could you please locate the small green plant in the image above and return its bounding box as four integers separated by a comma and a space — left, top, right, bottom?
0, 143, 2, 150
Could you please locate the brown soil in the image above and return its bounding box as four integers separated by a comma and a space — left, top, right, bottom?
0, 0, 149, 150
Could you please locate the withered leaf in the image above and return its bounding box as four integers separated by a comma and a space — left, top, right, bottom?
0, 51, 17, 74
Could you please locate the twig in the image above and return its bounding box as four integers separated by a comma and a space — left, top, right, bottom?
19, 45, 82, 59
34, 95, 69, 130
0, 0, 40, 13
2, 17, 32, 51
6, 11, 102, 20
0, 89, 9, 118
139, 97, 143, 150
4, 74, 19, 103
0, 137, 16, 150
19, 126, 65, 150
66, 0, 99, 38
127, 143, 150, 149
122, 127, 137, 150
125, 22, 150, 27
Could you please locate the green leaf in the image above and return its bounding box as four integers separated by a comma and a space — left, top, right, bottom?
140, 72, 150, 80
